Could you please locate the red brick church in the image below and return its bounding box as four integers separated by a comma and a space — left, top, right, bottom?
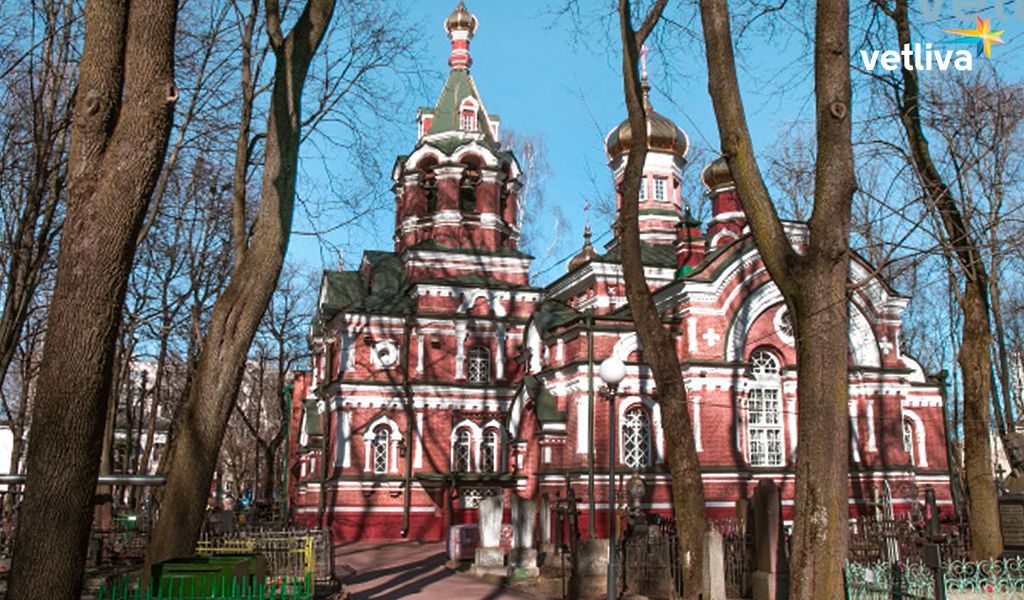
286, 1, 954, 542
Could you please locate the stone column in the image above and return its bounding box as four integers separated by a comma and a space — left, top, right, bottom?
472, 495, 506, 576
751, 479, 788, 600
509, 496, 539, 577
539, 495, 554, 556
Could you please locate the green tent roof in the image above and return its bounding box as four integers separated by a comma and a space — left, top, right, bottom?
425, 69, 498, 145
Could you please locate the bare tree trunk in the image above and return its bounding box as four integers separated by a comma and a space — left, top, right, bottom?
615, 2, 706, 595
148, 0, 336, 564
7, 0, 178, 595
137, 332, 170, 478
699, 0, 857, 596
0, 0, 72, 392
878, 0, 1002, 559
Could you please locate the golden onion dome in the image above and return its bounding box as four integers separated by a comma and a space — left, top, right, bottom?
445, 1, 478, 35
568, 226, 599, 272
605, 81, 688, 159
700, 155, 734, 191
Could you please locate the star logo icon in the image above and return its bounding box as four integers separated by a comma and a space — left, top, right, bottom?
944, 16, 1005, 58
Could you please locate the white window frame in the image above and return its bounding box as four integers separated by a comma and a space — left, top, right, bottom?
653, 177, 667, 202
453, 428, 473, 472
362, 415, 403, 475
481, 428, 500, 473
745, 350, 784, 467
639, 178, 648, 201
459, 97, 479, 132
903, 419, 915, 466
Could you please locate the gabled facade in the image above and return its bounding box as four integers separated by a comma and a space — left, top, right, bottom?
287, 1, 954, 542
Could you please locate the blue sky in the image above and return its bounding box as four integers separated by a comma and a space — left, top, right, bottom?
285, 0, 1024, 286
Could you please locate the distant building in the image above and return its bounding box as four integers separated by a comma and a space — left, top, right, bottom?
112, 360, 169, 477
287, 1, 953, 541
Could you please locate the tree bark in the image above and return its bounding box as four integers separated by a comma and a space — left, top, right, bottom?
616, 1, 706, 596
880, 0, 1002, 559
7, 0, 178, 595
147, 0, 336, 564
699, 0, 857, 596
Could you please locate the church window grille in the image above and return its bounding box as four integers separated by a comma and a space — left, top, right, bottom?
481, 429, 499, 473
453, 428, 473, 472
371, 425, 390, 474
750, 349, 780, 377
746, 350, 783, 467
653, 177, 666, 201
460, 487, 498, 509
622, 406, 652, 470
467, 345, 490, 383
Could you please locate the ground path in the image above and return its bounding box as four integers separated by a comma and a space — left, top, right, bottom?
334, 541, 553, 600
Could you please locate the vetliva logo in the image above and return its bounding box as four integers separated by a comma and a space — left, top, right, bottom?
860, 43, 973, 71
860, 16, 1005, 72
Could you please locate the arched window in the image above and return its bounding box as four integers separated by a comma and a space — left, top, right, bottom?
903, 419, 916, 466
467, 345, 490, 383
481, 428, 499, 473
371, 425, 390, 474
459, 168, 479, 213
622, 406, 652, 470
420, 171, 438, 213
460, 98, 478, 131
746, 350, 784, 467
453, 428, 473, 472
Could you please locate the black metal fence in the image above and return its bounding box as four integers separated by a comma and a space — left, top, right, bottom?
620, 517, 680, 599
714, 518, 753, 599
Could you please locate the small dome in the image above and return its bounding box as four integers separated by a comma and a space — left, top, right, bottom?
700, 156, 734, 191
605, 82, 688, 159
568, 226, 599, 271
445, 1, 478, 35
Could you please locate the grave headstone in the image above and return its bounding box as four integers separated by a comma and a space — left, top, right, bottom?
472, 495, 507, 576
751, 480, 788, 600
999, 493, 1024, 553
509, 496, 539, 577
703, 529, 726, 600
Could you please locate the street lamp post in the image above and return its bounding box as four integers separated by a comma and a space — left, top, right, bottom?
599, 356, 625, 600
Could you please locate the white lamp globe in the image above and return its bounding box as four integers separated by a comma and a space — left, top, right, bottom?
599, 356, 626, 387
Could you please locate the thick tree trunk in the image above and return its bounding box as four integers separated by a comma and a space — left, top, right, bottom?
7, 0, 178, 595
699, 0, 856, 596
787, 267, 852, 597
148, 0, 336, 564
616, 2, 705, 596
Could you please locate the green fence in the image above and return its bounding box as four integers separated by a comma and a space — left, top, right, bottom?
943, 557, 1024, 595
96, 573, 313, 600
847, 557, 1024, 598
